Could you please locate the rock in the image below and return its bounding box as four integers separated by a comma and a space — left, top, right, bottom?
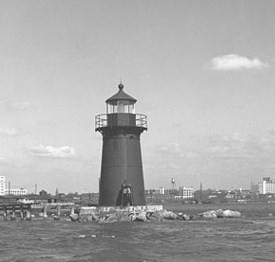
176, 212, 185, 220
145, 211, 159, 221
215, 209, 224, 218
221, 209, 241, 218
69, 213, 79, 222
79, 214, 95, 222
177, 212, 192, 221
79, 207, 97, 222
182, 214, 192, 221
199, 210, 218, 218
134, 211, 148, 222
122, 211, 134, 221
117, 212, 131, 222
146, 211, 162, 221
161, 210, 178, 220
128, 213, 136, 221
146, 211, 154, 219
98, 213, 119, 223
199, 209, 241, 219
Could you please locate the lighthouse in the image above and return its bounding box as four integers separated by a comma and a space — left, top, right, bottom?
95, 83, 147, 207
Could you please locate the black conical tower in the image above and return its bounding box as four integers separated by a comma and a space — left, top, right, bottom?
95, 83, 147, 206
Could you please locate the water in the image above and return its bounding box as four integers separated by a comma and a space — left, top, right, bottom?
0, 203, 274, 262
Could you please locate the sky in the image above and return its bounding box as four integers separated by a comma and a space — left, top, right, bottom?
1, 0, 275, 193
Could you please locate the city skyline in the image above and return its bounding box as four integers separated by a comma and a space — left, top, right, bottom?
2, 173, 274, 196
1, 1, 275, 193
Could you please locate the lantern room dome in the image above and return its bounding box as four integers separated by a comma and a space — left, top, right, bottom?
106, 83, 137, 105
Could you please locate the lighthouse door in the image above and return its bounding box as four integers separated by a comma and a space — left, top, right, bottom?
116, 183, 133, 207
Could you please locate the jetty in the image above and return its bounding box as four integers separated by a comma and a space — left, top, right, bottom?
0, 202, 76, 220
0, 203, 32, 220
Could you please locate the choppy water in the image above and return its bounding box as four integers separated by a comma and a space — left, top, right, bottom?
0, 203, 275, 262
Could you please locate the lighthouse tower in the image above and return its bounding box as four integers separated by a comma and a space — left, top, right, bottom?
95, 83, 147, 206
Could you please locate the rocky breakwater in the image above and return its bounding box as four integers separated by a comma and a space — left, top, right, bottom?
70, 207, 242, 223
70, 207, 193, 223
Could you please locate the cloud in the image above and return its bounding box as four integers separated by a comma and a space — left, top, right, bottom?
210, 54, 268, 71
0, 156, 6, 161
184, 152, 200, 159
159, 142, 181, 154
0, 156, 9, 165
269, 129, 275, 136
0, 127, 18, 136
202, 134, 275, 158
30, 145, 76, 158
7, 101, 34, 112
155, 133, 275, 161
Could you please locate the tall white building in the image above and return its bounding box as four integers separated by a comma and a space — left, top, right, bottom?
259, 177, 275, 194
0, 176, 5, 196
159, 187, 165, 195
178, 187, 194, 199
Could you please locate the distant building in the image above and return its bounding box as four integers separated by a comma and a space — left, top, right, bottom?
0, 176, 5, 196
159, 187, 165, 195
164, 188, 179, 196
5, 188, 28, 196
39, 189, 48, 196
259, 177, 275, 194
177, 187, 194, 199
0, 176, 28, 196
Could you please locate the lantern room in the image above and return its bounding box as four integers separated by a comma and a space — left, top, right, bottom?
95, 83, 147, 132
105, 83, 136, 114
